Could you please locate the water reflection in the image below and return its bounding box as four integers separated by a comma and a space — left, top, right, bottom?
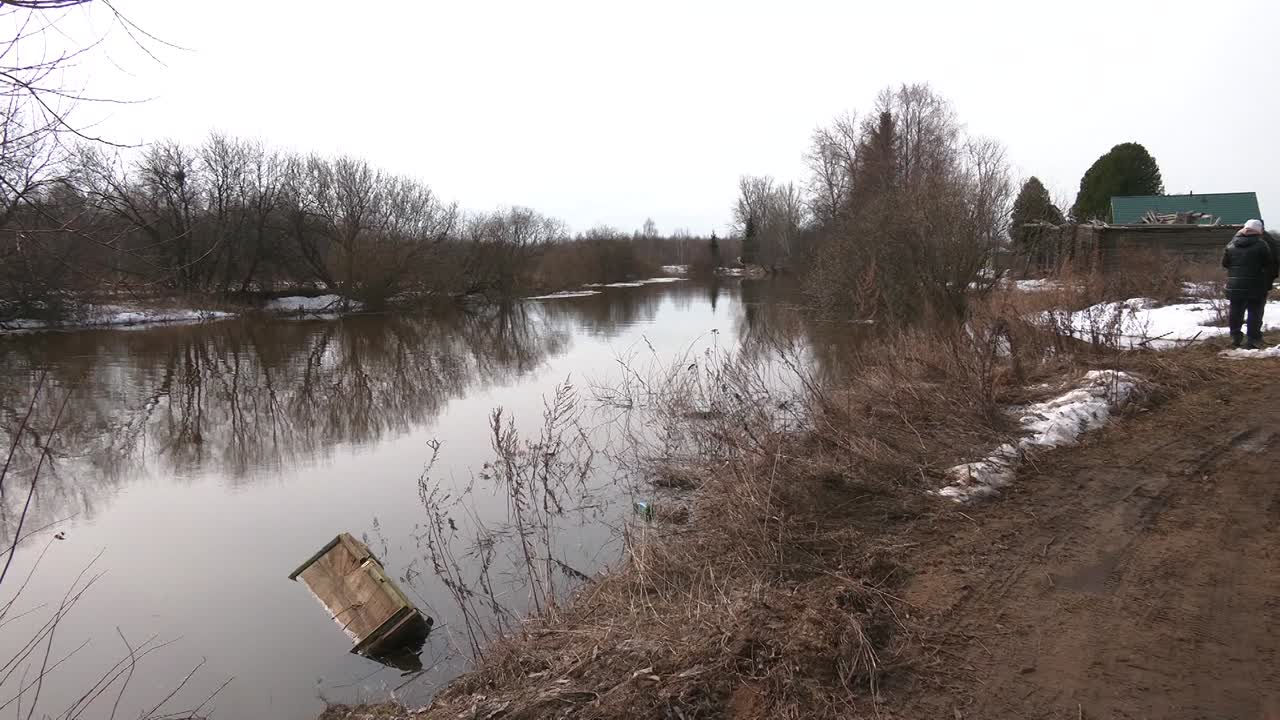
0, 278, 872, 720
733, 276, 876, 382
0, 304, 572, 541
535, 281, 715, 337
0, 281, 872, 544
708, 278, 722, 312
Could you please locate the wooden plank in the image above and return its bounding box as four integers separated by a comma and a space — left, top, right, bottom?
288, 535, 342, 580
292, 533, 412, 646
356, 606, 431, 657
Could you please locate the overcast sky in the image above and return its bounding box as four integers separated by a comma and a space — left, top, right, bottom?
54, 0, 1280, 233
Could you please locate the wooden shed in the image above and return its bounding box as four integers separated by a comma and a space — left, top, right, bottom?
289, 533, 431, 662
1009, 222, 1245, 274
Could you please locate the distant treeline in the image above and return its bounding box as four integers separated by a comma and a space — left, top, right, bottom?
3, 83, 1011, 325
0, 136, 738, 318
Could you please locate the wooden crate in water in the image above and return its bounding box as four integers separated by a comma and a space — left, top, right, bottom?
289, 533, 430, 660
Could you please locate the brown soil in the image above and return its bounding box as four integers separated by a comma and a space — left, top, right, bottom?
899, 358, 1280, 719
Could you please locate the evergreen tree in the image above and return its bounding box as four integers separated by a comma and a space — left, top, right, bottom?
1010, 176, 1064, 247
851, 110, 897, 207
1071, 142, 1164, 222
741, 216, 758, 265
709, 230, 721, 268
863, 110, 898, 191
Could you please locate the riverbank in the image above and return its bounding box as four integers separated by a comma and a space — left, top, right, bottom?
0, 293, 366, 333
322, 302, 1274, 718
7, 273, 1270, 718
0, 269, 702, 333
0, 277, 798, 719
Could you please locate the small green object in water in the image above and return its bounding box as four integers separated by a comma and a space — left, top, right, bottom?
634, 501, 654, 521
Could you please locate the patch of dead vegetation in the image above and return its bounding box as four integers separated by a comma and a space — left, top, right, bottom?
420, 459, 930, 720
413, 306, 1084, 719
404, 286, 1231, 720
318, 703, 420, 720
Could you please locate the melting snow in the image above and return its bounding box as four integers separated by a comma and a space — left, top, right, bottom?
2, 305, 236, 333
585, 277, 685, 289
1221, 345, 1280, 359
525, 290, 602, 300
660, 265, 689, 274
262, 294, 362, 314
1058, 298, 1229, 348
1181, 281, 1221, 298
939, 370, 1139, 502
1011, 278, 1060, 292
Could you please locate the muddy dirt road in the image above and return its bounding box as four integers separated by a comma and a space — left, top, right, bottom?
903, 361, 1280, 720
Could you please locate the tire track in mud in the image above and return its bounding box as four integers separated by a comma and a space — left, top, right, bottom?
899, 365, 1280, 720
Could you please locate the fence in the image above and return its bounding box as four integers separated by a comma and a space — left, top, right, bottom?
1002, 223, 1243, 275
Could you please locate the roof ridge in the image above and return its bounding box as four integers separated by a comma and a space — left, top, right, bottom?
1111, 191, 1257, 199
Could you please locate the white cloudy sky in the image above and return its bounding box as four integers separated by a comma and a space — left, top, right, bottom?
45, 0, 1280, 233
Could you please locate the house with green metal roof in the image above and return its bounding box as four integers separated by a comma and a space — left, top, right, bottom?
1110, 192, 1260, 225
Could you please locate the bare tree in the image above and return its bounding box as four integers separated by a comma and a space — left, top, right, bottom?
806, 84, 1012, 321
0, 1, 183, 315
803, 112, 859, 225
732, 175, 807, 270
463, 206, 566, 296
641, 217, 658, 239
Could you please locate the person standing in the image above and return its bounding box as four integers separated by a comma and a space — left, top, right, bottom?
1223, 219, 1277, 349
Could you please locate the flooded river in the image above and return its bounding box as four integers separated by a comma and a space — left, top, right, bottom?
0, 278, 828, 720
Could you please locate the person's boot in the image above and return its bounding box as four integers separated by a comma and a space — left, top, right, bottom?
1247, 338, 1268, 350
1232, 332, 1245, 349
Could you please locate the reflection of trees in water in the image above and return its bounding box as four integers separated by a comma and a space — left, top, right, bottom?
534, 282, 711, 337
0, 306, 569, 540
735, 277, 805, 352
733, 277, 872, 382
0, 281, 870, 542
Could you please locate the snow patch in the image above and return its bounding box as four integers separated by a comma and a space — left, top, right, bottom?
584, 277, 685, 289
939, 370, 1139, 502
525, 290, 602, 300
660, 265, 689, 274
2, 305, 236, 333
1056, 297, 1280, 349
1181, 281, 1221, 298
262, 294, 362, 314
1220, 345, 1280, 360
1010, 278, 1060, 292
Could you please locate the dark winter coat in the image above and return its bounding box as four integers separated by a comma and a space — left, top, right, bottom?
1267, 232, 1280, 282
1222, 232, 1277, 300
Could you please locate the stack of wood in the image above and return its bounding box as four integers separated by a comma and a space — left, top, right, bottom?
1139, 210, 1219, 225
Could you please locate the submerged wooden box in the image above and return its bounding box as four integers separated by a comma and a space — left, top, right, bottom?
289, 533, 430, 660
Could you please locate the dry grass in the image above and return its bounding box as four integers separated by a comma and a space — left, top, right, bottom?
419, 460, 929, 719
411, 300, 1106, 719
318, 703, 418, 720
402, 270, 1235, 720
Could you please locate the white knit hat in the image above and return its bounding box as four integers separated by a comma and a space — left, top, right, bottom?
1243, 219, 1264, 235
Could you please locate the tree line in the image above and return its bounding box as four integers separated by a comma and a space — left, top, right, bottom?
2, 65, 1171, 327
0, 133, 730, 319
